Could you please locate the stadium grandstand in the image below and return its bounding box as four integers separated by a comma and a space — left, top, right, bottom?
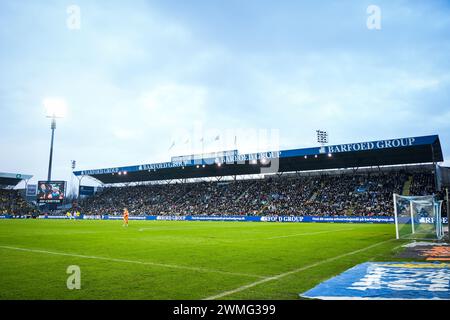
0, 172, 39, 217
72, 135, 448, 219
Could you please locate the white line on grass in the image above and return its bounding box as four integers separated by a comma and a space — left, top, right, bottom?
265, 228, 355, 239
135, 228, 356, 244
137, 223, 291, 232
0, 245, 264, 279
202, 238, 396, 300
138, 226, 216, 232
223, 227, 356, 243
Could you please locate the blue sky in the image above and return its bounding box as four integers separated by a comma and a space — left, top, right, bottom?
1, 0, 449, 188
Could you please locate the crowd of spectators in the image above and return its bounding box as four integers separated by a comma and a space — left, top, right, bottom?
409, 172, 435, 196
79, 170, 439, 217
0, 189, 39, 216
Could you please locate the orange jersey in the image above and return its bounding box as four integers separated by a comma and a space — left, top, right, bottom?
123, 210, 129, 219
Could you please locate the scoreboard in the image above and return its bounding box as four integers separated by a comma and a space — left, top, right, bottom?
37, 181, 66, 204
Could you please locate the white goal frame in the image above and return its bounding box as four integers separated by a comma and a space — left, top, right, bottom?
393, 193, 444, 240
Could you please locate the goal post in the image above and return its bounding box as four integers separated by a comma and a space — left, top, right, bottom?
435, 200, 444, 239
393, 193, 444, 240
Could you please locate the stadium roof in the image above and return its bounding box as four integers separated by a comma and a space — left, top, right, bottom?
0, 172, 33, 189
74, 135, 444, 184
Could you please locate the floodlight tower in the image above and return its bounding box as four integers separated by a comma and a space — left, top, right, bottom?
316, 130, 329, 145
44, 98, 67, 181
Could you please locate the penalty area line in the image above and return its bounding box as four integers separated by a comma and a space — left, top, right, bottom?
0, 245, 265, 279
203, 238, 396, 300
265, 228, 355, 240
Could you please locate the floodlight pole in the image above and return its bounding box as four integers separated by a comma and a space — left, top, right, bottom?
47, 117, 56, 181
77, 175, 85, 200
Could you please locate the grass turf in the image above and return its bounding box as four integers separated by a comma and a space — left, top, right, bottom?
0, 219, 407, 300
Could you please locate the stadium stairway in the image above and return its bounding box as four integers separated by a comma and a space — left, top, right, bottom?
309, 192, 318, 202
236, 181, 256, 202
402, 175, 413, 196
175, 190, 192, 204
308, 181, 325, 202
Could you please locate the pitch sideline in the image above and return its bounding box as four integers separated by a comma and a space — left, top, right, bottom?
265, 228, 355, 239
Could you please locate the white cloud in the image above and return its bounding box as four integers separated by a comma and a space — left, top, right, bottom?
1, 0, 450, 187
113, 129, 138, 140
138, 83, 208, 127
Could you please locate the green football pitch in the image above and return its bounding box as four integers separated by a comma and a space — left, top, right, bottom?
0, 219, 406, 300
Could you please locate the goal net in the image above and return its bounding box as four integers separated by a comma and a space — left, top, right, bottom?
393, 194, 444, 240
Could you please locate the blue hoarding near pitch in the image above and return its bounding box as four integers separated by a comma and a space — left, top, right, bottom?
148, 215, 394, 223
31, 214, 450, 224
301, 262, 450, 300
27, 214, 449, 224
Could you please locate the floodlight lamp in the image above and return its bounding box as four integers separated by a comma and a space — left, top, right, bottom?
44, 98, 68, 118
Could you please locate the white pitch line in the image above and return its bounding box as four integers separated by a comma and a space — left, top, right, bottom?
0, 245, 264, 279
265, 228, 355, 239
137, 227, 356, 242
203, 238, 396, 300
138, 226, 214, 232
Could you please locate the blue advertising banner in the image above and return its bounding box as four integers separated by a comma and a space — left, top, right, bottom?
301, 262, 450, 300
29, 214, 406, 224
23, 214, 449, 224
397, 216, 448, 224
97, 215, 395, 223
261, 216, 395, 223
